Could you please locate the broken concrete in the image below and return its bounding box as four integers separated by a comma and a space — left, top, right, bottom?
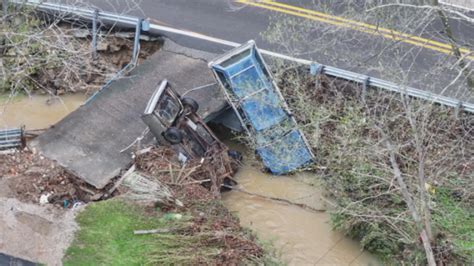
30, 39, 228, 189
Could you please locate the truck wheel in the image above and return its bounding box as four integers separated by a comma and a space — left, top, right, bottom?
228, 150, 243, 162
163, 127, 183, 144
181, 97, 199, 113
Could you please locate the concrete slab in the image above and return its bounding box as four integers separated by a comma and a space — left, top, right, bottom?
30, 39, 228, 189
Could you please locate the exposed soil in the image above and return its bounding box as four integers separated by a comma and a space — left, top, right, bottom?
0, 149, 97, 263
2, 10, 162, 95
0, 149, 103, 206
35, 25, 163, 95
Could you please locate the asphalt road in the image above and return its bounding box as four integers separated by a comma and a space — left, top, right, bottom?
86, 0, 473, 102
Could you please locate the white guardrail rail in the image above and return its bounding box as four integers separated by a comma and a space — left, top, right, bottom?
9, 0, 474, 113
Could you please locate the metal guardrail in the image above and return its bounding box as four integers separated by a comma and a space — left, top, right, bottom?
9, 0, 474, 113
0, 128, 23, 150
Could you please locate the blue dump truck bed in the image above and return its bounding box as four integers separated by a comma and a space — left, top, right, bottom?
209, 40, 314, 174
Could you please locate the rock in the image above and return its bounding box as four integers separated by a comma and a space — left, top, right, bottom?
5, 48, 16, 56
140, 35, 151, 41
109, 44, 122, 52
71, 29, 90, 38
115, 32, 135, 39
96, 41, 109, 52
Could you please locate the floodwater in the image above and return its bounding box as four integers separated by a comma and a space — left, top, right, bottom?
0, 94, 86, 130
2, 96, 378, 265
222, 150, 379, 265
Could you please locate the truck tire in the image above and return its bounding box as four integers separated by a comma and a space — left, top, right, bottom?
163, 127, 183, 144
228, 150, 243, 162
181, 97, 199, 113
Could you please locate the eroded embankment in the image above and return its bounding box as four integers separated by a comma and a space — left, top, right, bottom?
275, 68, 474, 264
1, 7, 161, 96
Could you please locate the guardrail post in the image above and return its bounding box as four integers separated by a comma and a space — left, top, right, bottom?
91, 9, 99, 59
14, 0, 473, 113
362, 76, 370, 103
454, 101, 463, 119
20, 125, 25, 148
2, 0, 8, 18
310, 62, 324, 76
131, 18, 143, 65
141, 19, 150, 32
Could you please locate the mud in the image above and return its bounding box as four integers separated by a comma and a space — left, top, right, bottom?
0, 197, 80, 265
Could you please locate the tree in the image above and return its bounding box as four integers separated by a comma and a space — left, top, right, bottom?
258, 1, 473, 264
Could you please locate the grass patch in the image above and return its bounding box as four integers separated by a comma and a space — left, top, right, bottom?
433, 188, 474, 263
64, 200, 172, 266
64, 198, 279, 265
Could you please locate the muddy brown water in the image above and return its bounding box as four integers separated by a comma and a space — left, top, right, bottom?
3, 95, 378, 265
0, 94, 86, 130
219, 138, 379, 265
222, 166, 379, 265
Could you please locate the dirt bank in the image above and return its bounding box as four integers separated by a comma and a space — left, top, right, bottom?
0, 150, 104, 205
2, 8, 161, 96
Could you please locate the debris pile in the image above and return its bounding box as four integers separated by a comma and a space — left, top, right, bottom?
125, 147, 264, 264
134, 147, 238, 200
0, 150, 104, 206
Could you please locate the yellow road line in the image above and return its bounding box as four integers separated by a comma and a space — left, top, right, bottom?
262, 0, 470, 53
237, 0, 474, 60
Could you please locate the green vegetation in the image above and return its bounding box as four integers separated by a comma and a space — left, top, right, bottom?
64, 199, 279, 265
1, 7, 45, 94
433, 188, 474, 262
272, 69, 473, 264
64, 200, 176, 265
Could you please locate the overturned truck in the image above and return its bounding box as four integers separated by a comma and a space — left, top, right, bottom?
209, 40, 314, 174
141, 79, 239, 186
